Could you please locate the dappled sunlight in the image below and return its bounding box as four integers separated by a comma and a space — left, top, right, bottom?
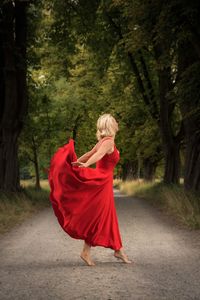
20, 179, 50, 190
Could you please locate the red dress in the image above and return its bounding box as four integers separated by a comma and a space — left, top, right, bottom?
48, 137, 123, 250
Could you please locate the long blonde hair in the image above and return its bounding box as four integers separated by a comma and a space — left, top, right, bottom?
96, 113, 119, 141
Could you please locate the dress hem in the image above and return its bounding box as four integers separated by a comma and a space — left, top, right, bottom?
64, 227, 122, 251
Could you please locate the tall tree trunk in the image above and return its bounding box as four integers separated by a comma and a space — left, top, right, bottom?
1, 2, 20, 191
184, 132, 200, 191
0, 1, 28, 191
32, 143, 41, 190
154, 44, 182, 184
158, 68, 181, 184
178, 41, 200, 191
0, 8, 5, 188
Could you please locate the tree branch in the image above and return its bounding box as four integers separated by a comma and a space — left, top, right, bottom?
138, 49, 158, 119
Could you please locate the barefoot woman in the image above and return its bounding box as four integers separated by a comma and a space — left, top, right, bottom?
48, 113, 132, 266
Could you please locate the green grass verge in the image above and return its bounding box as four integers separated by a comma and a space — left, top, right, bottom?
0, 180, 50, 234
114, 179, 200, 229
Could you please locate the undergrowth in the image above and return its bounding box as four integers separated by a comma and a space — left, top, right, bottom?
0, 180, 50, 234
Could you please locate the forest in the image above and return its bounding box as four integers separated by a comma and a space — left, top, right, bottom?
1, 2, 200, 298
0, 0, 200, 194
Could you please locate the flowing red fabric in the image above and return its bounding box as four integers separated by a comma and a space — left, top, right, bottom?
48, 137, 123, 250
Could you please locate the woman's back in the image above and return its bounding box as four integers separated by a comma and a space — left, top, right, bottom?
96, 137, 120, 171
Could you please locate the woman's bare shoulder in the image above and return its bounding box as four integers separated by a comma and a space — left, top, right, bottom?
95, 137, 114, 151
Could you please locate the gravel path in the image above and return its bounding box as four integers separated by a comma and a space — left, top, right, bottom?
0, 189, 200, 300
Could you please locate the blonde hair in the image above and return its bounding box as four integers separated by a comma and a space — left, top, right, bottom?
96, 113, 119, 141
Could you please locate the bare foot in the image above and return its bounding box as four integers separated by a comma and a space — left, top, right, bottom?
80, 252, 95, 266
114, 250, 133, 264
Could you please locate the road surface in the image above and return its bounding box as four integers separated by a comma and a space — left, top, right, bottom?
0, 189, 200, 300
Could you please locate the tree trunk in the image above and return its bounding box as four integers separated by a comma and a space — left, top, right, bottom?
184, 133, 200, 191
33, 145, 41, 190
143, 158, 157, 181
0, 7, 5, 188
178, 40, 200, 191
122, 160, 138, 181
154, 43, 182, 184
163, 143, 180, 184
0, 2, 20, 191
0, 1, 28, 191
159, 69, 181, 184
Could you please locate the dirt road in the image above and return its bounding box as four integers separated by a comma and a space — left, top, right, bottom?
0, 189, 200, 300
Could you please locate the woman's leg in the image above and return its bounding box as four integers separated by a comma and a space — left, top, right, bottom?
114, 247, 132, 264
80, 241, 95, 266
83, 241, 91, 253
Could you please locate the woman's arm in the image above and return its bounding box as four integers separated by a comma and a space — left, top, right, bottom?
76, 144, 98, 163
72, 139, 114, 167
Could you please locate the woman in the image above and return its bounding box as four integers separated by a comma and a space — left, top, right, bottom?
48, 113, 132, 266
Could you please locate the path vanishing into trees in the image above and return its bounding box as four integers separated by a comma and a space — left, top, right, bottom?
0, 189, 200, 300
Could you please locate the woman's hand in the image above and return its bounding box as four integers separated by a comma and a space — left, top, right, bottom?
71, 161, 88, 168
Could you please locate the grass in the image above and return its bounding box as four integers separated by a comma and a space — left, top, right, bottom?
0, 180, 50, 234
1, 178, 199, 234
114, 179, 200, 229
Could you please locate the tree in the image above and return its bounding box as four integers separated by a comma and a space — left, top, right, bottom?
0, 0, 29, 191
